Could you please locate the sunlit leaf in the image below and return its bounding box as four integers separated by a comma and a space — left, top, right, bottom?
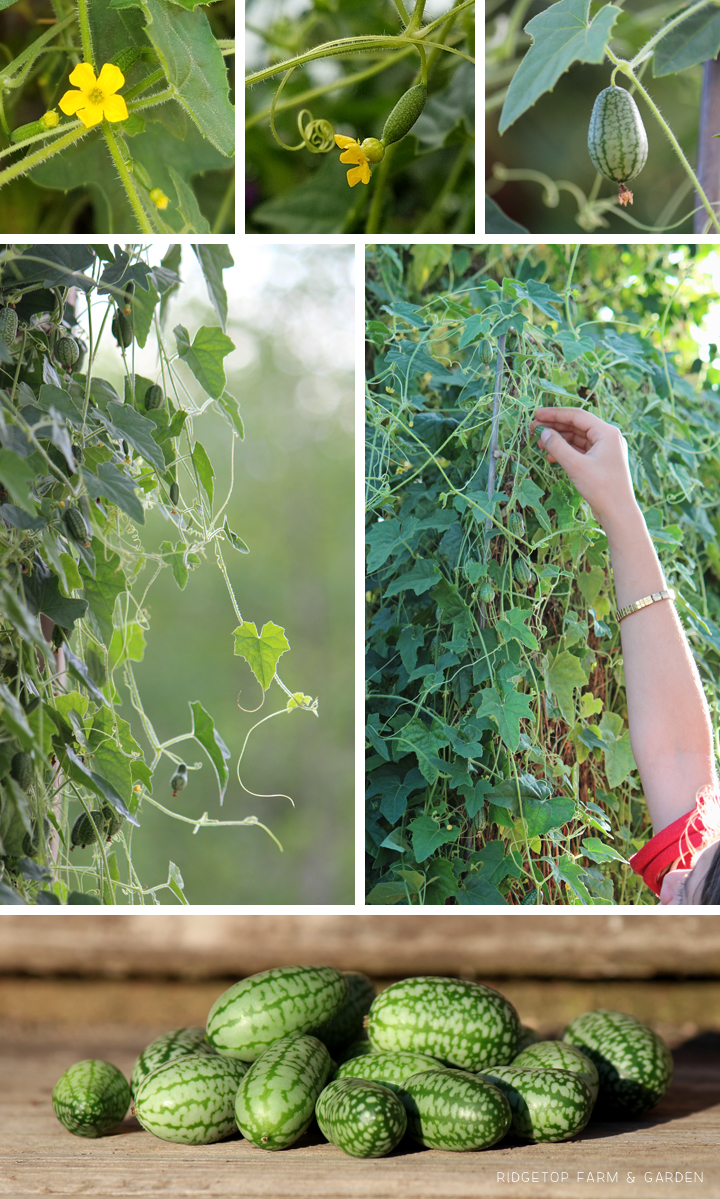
190, 700, 231, 804
232, 620, 290, 690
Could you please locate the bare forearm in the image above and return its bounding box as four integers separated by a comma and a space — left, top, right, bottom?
604, 503, 717, 831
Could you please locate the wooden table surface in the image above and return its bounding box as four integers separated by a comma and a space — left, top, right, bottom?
2, 1019, 719, 1199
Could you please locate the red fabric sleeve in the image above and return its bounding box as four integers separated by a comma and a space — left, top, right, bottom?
629, 808, 709, 896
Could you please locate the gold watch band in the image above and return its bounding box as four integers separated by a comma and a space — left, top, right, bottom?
616, 587, 676, 622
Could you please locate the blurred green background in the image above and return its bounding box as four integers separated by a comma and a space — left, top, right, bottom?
486, 0, 703, 234
78, 245, 355, 904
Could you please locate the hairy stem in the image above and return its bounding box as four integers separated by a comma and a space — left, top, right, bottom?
102, 124, 153, 234
0, 124, 88, 188
76, 0, 95, 67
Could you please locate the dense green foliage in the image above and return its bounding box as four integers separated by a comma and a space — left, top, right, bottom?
0, 243, 321, 905
365, 243, 720, 904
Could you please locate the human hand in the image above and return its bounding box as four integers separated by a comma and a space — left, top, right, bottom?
530, 407, 637, 530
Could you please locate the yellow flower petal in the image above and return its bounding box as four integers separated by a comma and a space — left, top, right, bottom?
339, 146, 365, 165
334, 134, 358, 149
347, 161, 371, 187
102, 94, 128, 123
97, 63, 125, 94
68, 62, 97, 91
58, 89, 85, 116
76, 105, 104, 129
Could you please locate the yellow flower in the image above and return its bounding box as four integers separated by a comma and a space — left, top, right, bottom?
58, 63, 128, 129
149, 188, 169, 210
334, 134, 371, 187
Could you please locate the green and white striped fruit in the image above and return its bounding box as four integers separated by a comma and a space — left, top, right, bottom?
112, 311, 133, 348
479, 581, 495, 604
63, 505, 90, 546
207, 965, 349, 1061
514, 1041, 599, 1104
0, 306, 18, 345
100, 803, 125, 841
508, 511, 525, 538
588, 87, 648, 186
399, 1068, 512, 1151
479, 1066, 594, 1143
131, 1027, 216, 1095
170, 764, 188, 797
311, 971, 376, 1056
10, 751, 32, 791
52, 1059, 130, 1137
133, 1054, 246, 1145
562, 1009, 672, 1118
56, 336, 79, 369
367, 976, 520, 1070
316, 1078, 407, 1158
144, 384, 164, 411
480, 338, 494, 365
234, 1033, 332, 1150
513, 558, 533, 587
334, 1049, 446, 1094
70, 810, 106, 850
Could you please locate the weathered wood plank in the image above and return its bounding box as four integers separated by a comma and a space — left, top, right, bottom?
2, 915, 720, 979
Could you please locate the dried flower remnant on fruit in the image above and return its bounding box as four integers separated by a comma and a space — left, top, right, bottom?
59, 63, 129, 129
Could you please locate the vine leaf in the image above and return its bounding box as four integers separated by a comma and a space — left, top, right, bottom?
233, 621, 290, 691
79, 550, 127, 646
23, 568, 88, 631
476, 687, 534, 754
160, 540, 189, 590
167, 165, 210, 234
542, 649, 589, 725
499, 0, 621, 133
653, 8, 720, 77
62, 745, 139, 826
192, 441, 214, 507
85, 462, 145, 525
217, 394, 244, 439
408, 813, 461, 863
222, 518, 249, 554
102, 402, 165, 474
190, 700, 231, 804
192, 244, 233, 331
175, 325, 234, 399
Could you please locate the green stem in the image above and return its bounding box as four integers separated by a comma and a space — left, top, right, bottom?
406, 0, 427, 33
0, 123, 88, 188
564, 243, 581, 335
609, 54, 720, 234
246, 35, 420, 85
76, 0, 94, 67
392, 0, 410, 22
128, 89, 173, 114
415, 139, 470, 231
211, 172, 234, 233
102, 125, 153, 233
630, 0, 713, 68
0, 13, 76, 86
366, 141, 393, 233
123, 69, 166, 102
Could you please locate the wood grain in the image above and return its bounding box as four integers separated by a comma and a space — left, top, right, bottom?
3, 914, 720, 979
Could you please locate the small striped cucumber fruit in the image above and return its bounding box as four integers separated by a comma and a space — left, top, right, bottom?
479, 581, 495, 604
513, 1041, 599, 1104
100, 803, 125, 841
480, 338, 494, 365
588, 87, 648, 205
112, 311, 133, 348
131, 1027, 216, 1095
207, 965, 349, 1061
316, 1078, 407, 1158
399, 1068, 512, 1151
562, 1009, 672, 1118
508, 511, 525, 538
133, 1054, 247, 1145
169, 482, 180, 506
334, 1049, 446, 1095
0, 306, 18, 345
10, 751, 33, 791
170, 764, 188, 797
479, 1066, 594, 1142
367, 976, 520, 1070
234, 1033, 332, 1150
311, 971, 376, 1056
63, 505, 91, 546
70, 810, 106, 850
382, 84, 427, 146
56, 336, 79, 369
513, 558, 533, 587
144, 384, 164, 411
52, 1059, 130, 1137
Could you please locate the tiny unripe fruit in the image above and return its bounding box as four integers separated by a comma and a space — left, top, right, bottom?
381, 83, 427, 146
360, 137, 385, 164
513, 558, 533, 588
112, 311, 133, 348
480, 338, 493, 365
63, 505, 91, 546
479, 582, 495, 604
101, 804, 125, 841
144, 384, 164, 410
171, 764, 188, 797
70, 810, 106, 850
508, 512, 525, 538
0, 306, 18, 345
10, 751, 33, 791
56, 335, 80, 368
169, 482, 179, 506
588, 87, 648, 186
